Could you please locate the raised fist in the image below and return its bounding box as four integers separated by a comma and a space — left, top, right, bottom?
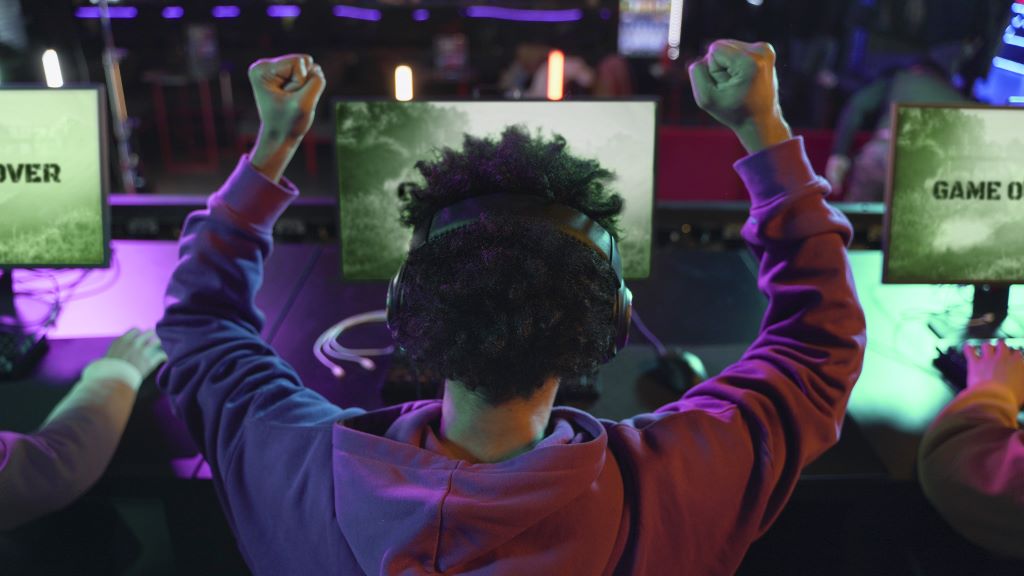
247, 54, 326, 144
688, 40, 780, 132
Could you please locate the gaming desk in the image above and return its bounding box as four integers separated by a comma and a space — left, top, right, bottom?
0, 239, 919, 481
8, 237, 1022, 573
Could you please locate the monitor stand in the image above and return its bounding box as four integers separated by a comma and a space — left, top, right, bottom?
928, 284, 1014, 341
0, 269, 50, 380
0, 269, 16, 324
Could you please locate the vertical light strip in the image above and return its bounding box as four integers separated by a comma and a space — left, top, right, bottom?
42, 49, 63, 88
547, 50, 564, 101
395, 65, 413, 101
667, 0, 684, 60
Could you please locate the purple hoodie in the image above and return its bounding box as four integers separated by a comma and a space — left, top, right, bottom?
156, 137, 865, 575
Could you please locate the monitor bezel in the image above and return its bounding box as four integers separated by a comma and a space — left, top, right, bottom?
0, 84, 111, 270
332, 97, 661, 283
882, 101, 1023, 285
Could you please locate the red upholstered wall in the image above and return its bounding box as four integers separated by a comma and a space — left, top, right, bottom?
655, 127, 873, 202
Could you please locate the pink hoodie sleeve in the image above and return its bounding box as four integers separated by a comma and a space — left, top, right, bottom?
918, 385, 1024, 559
606, 137, 866, 575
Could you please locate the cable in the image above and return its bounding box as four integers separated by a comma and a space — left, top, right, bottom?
631, 308, 667, 356
313, 309, 395, 380
4, 271, 60, 330
6, 248, 122, 331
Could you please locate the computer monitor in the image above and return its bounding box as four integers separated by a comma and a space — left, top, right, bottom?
0, 86, 110, 270
0, 86, 108, 378
335, 100, 657, 282
618, 0, 673, 58
883, 103, 1024, 337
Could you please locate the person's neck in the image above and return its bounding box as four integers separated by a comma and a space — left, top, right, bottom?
439, 377, 559, 464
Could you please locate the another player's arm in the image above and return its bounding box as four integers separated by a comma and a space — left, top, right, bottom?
0, 330, 163, 530
917, 342, 1024, 559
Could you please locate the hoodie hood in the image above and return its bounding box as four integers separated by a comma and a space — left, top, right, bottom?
332, 400, 624, 575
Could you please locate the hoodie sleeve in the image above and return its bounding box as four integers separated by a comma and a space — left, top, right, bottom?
607, 137, 865, 574
156, 156, 363, 485
917, 384, 1024, 560
0, 358, 140, 531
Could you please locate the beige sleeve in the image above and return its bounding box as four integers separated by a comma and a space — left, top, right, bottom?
918, 384, 1024, 559
0, 358, 141, 530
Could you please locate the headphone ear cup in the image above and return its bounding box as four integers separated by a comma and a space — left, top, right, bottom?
386, 263, 406, 335
606, 281, 632, 361
617, 284, 633, 354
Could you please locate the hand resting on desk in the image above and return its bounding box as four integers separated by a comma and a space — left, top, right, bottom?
0, 329, 164, 530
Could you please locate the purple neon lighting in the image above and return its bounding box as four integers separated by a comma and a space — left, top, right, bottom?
212, 5, 241, 18
267, 5, 301, 18
333, 5, 382, 21
412, 8, 430, 21
74, 6, 138, 19
465, 6, 582, 22
162, 6, 185, 19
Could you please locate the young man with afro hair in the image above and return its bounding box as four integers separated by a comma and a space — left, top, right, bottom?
156, 40, 865, 575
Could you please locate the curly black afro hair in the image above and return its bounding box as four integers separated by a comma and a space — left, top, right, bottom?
390, 125, 625, 405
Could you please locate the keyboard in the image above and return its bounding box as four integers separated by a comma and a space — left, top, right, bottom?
933, 344, 1024, 392
933, 346, 969, 391
0, 329, 48, 380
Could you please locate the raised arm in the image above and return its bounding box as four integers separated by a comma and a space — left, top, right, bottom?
610, 41, 866, 573
156, 55, 360, 483
0, 330, 163, 530
692, 38, 865, 524
918, 341, 1024, 560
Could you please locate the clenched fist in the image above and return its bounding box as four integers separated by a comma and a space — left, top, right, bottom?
689, 40, 791, 153
248, 54, 326, 182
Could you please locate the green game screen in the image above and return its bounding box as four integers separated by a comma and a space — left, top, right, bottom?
886, 105, 1024, 283
0, 88, 107, 267
336, 100, 656, 280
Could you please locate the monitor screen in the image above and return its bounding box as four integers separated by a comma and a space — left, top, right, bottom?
884, 104, 1024, 283
0, 87, 108, 268
997, 2, 1024, 69
618, 0, 673, 57
335, 100, 657, 281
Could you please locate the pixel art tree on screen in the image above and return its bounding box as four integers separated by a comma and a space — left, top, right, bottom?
336, 101, 656, 280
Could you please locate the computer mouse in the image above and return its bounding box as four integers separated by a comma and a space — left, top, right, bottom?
650, 347, 708, 395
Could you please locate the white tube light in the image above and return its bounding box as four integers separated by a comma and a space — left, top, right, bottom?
667, 0, 684, 60
395, 65, 413, 101
42, 49, 63, 88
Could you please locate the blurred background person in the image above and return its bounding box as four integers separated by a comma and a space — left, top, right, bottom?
825, 48, 980, 201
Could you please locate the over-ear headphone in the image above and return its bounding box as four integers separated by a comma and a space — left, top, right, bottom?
386, 193, 632, 361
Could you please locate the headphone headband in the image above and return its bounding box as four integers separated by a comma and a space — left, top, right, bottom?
410, 194, 622, 278
391, 192, 631, 362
